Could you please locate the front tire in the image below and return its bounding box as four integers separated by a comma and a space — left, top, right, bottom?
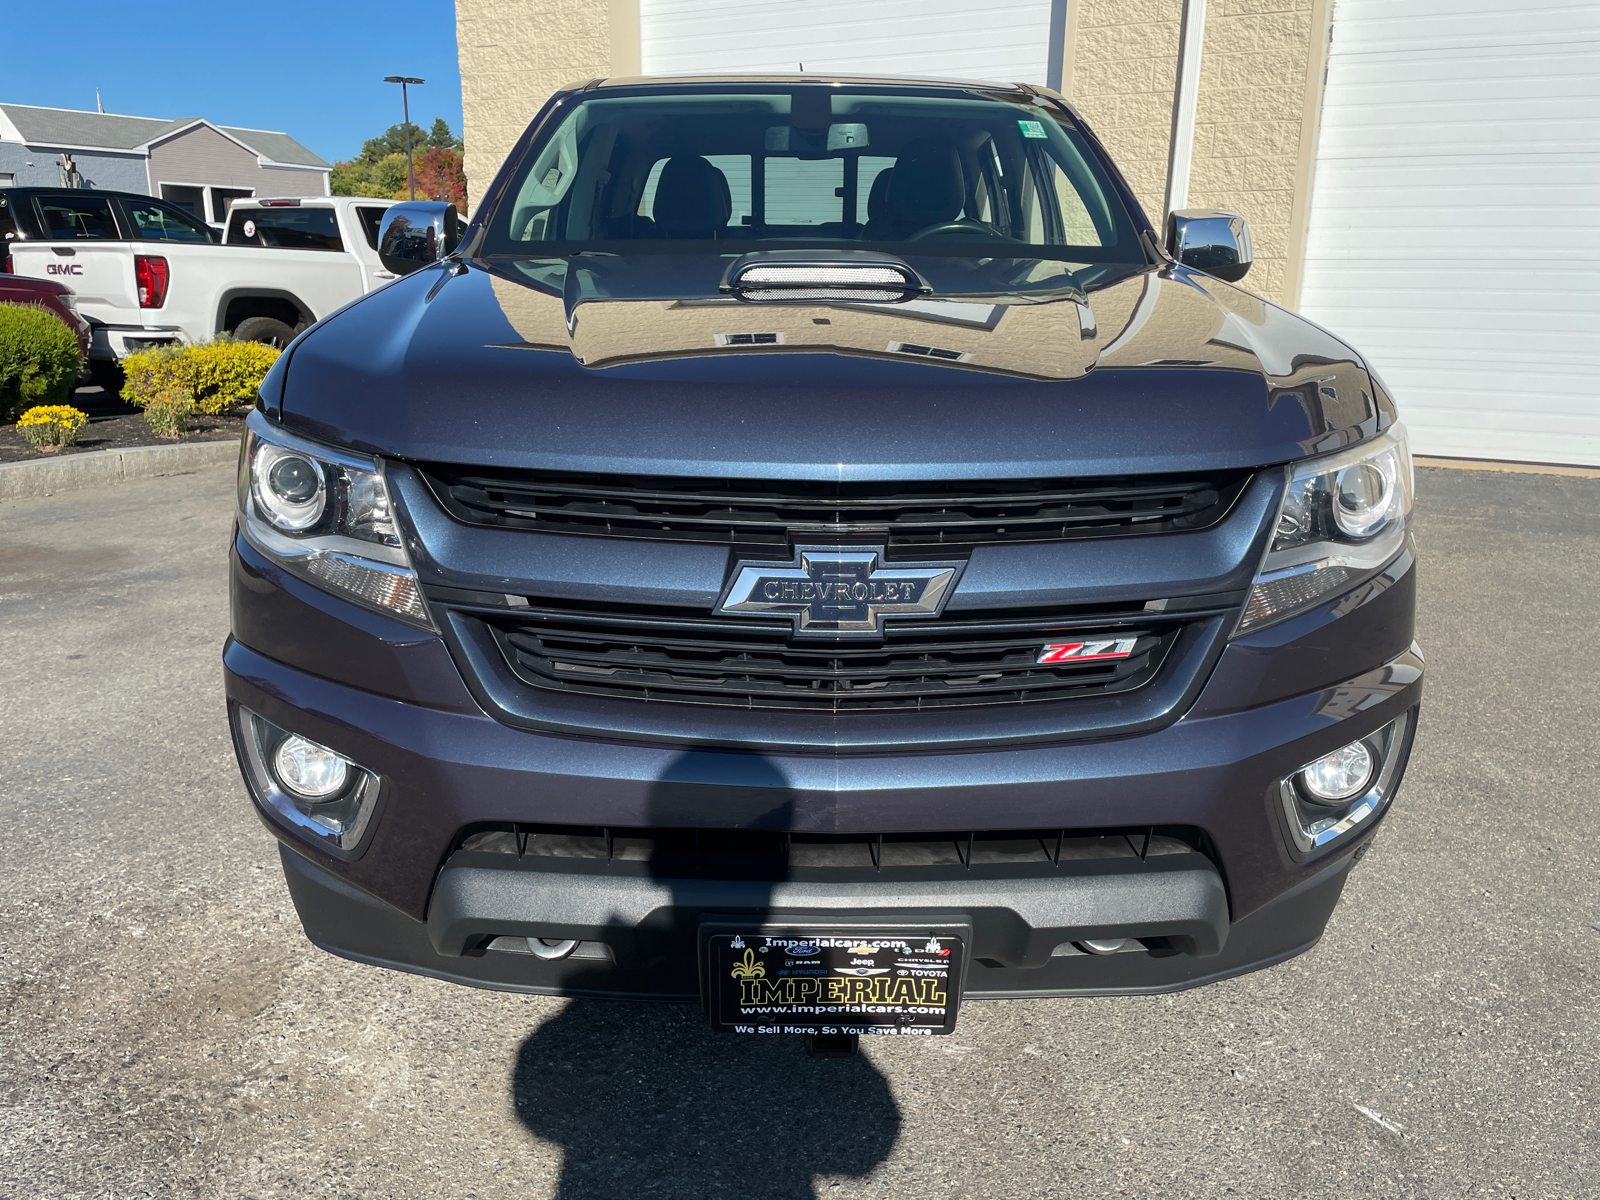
232, 316, 297, 349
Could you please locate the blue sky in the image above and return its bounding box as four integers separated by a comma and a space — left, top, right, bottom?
4, 0, 462, 165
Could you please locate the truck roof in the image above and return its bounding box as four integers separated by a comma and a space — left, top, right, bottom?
590, 73, 1047, 94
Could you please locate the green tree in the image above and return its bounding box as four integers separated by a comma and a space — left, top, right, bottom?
428, 118, 462, 151
359, 122, 428, 163
330, 120, 466, 201
330, 152, 412, 198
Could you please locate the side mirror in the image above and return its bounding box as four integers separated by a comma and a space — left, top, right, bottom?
377, 202, 461, 276
1165, 209, 1252, 283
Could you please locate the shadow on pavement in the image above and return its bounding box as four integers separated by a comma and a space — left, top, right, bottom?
510, 749, 902, 1198
511, 1001, 900, 1198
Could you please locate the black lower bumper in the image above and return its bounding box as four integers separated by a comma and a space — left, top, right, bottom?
281, 841, 1354, 1000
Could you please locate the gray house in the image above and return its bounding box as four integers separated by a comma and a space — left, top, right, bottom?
0, 104, 329, 223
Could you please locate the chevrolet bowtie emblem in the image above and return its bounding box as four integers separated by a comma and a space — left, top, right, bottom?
714, 545, 965, 638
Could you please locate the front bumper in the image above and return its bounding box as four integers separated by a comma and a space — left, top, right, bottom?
225, 526, 1421, 999
280, 838, 1356, 1000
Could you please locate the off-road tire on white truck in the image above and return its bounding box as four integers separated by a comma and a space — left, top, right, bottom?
232, 316, 298, 349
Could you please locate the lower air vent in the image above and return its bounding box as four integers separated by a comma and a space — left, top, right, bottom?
714, 332, 785, 346
888, 341, 970, 362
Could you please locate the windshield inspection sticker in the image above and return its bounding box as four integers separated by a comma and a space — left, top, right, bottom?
1018, 119, 1048, 139
708, 933, 962, 1035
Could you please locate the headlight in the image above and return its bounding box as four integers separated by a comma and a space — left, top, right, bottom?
237, 412, 434, 630
1236, 425, 1412, 635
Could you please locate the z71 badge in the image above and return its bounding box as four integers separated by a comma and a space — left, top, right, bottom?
1036, 638, 1139, 665
715, 544, 964, 638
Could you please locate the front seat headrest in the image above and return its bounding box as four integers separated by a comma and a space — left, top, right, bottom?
887, 141, 964, 227
653, 156, 733, 238
866, 167, 896, 222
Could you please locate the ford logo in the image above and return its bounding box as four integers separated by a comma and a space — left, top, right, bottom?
785, 942, 819, 957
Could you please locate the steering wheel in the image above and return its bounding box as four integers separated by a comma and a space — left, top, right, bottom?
905, 220, 1017, 243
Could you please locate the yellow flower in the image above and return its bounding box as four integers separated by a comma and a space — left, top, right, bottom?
17, 405, 88, 448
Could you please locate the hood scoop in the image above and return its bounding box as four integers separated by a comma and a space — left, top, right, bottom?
724, 253, 926, 303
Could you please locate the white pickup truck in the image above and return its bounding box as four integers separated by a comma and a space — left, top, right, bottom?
3, 189, 399, 387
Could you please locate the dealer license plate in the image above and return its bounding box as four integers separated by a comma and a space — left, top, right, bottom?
705, 931, 963, 1036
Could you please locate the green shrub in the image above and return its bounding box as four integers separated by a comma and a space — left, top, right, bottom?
142, 389, 195, 439
0, 302, 81, 422
17, 404, 89, 450
121, 336, 279, 415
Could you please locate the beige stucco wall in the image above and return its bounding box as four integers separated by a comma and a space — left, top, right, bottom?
457, 0, 639, 212
1062, 0, 1185, 225
1184, 0, 1321, 303
1062, 0, 1323, 306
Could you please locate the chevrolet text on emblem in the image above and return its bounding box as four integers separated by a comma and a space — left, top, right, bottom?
715, 545, 965, 638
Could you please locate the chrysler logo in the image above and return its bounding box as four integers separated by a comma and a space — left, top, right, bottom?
715, 545, 964, 638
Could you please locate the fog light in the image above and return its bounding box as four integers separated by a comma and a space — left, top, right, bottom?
1278, 713, 1412, 857
1298, 740, 1374, 804
273, 735, 350, 799
234, 708, 381, 856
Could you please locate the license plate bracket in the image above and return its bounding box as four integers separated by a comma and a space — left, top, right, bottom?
700, 918, 969, 1036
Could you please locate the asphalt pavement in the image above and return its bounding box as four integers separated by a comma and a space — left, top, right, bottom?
0, 463, 1595, 1199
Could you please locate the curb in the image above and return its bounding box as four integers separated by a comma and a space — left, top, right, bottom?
1414, 455, 1600, 479
0, 437, 240, 502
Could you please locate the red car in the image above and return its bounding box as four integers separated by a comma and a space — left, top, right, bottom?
0, 271, 91, 361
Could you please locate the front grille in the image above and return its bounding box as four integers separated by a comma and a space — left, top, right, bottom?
418, 466, 1252, 552
485, 602, 1186, 712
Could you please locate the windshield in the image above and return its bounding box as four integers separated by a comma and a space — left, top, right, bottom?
481, 86, 1144, 262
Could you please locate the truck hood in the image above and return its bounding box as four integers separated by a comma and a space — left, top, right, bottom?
275, 254, 1391, 479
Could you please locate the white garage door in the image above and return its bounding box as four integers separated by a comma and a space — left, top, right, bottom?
640, 0, 1055, 86
1298, 0, 1600, 465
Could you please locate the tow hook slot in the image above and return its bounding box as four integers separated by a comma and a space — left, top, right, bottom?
526, 937, 580, 960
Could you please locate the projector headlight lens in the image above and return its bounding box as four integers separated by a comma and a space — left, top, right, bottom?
238, 412, 433, 630
1237, 424, 1412, 635
272, 734, 350, 800
253, 446, 326, 531
1298, 740, 1375, 804
1333, 461, 1393, 539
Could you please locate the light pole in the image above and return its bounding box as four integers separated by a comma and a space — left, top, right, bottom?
383, 75, 425, 200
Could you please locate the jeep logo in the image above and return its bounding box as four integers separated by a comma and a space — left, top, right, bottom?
46, 263, 83, 276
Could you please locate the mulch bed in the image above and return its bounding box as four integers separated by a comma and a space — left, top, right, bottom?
0, 386, 244, 465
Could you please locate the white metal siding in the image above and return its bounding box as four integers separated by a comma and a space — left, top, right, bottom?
1299, 0, 1600, 465
640, 0, 1054, 86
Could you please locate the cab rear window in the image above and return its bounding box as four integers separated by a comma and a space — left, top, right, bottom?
355, 206, 389, 250
125, 200, 214, 243
36, 196, 119, 240
227, 207, 343, 251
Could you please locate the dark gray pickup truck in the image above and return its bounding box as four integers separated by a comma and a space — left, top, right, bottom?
225, 75, 1420, 1052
